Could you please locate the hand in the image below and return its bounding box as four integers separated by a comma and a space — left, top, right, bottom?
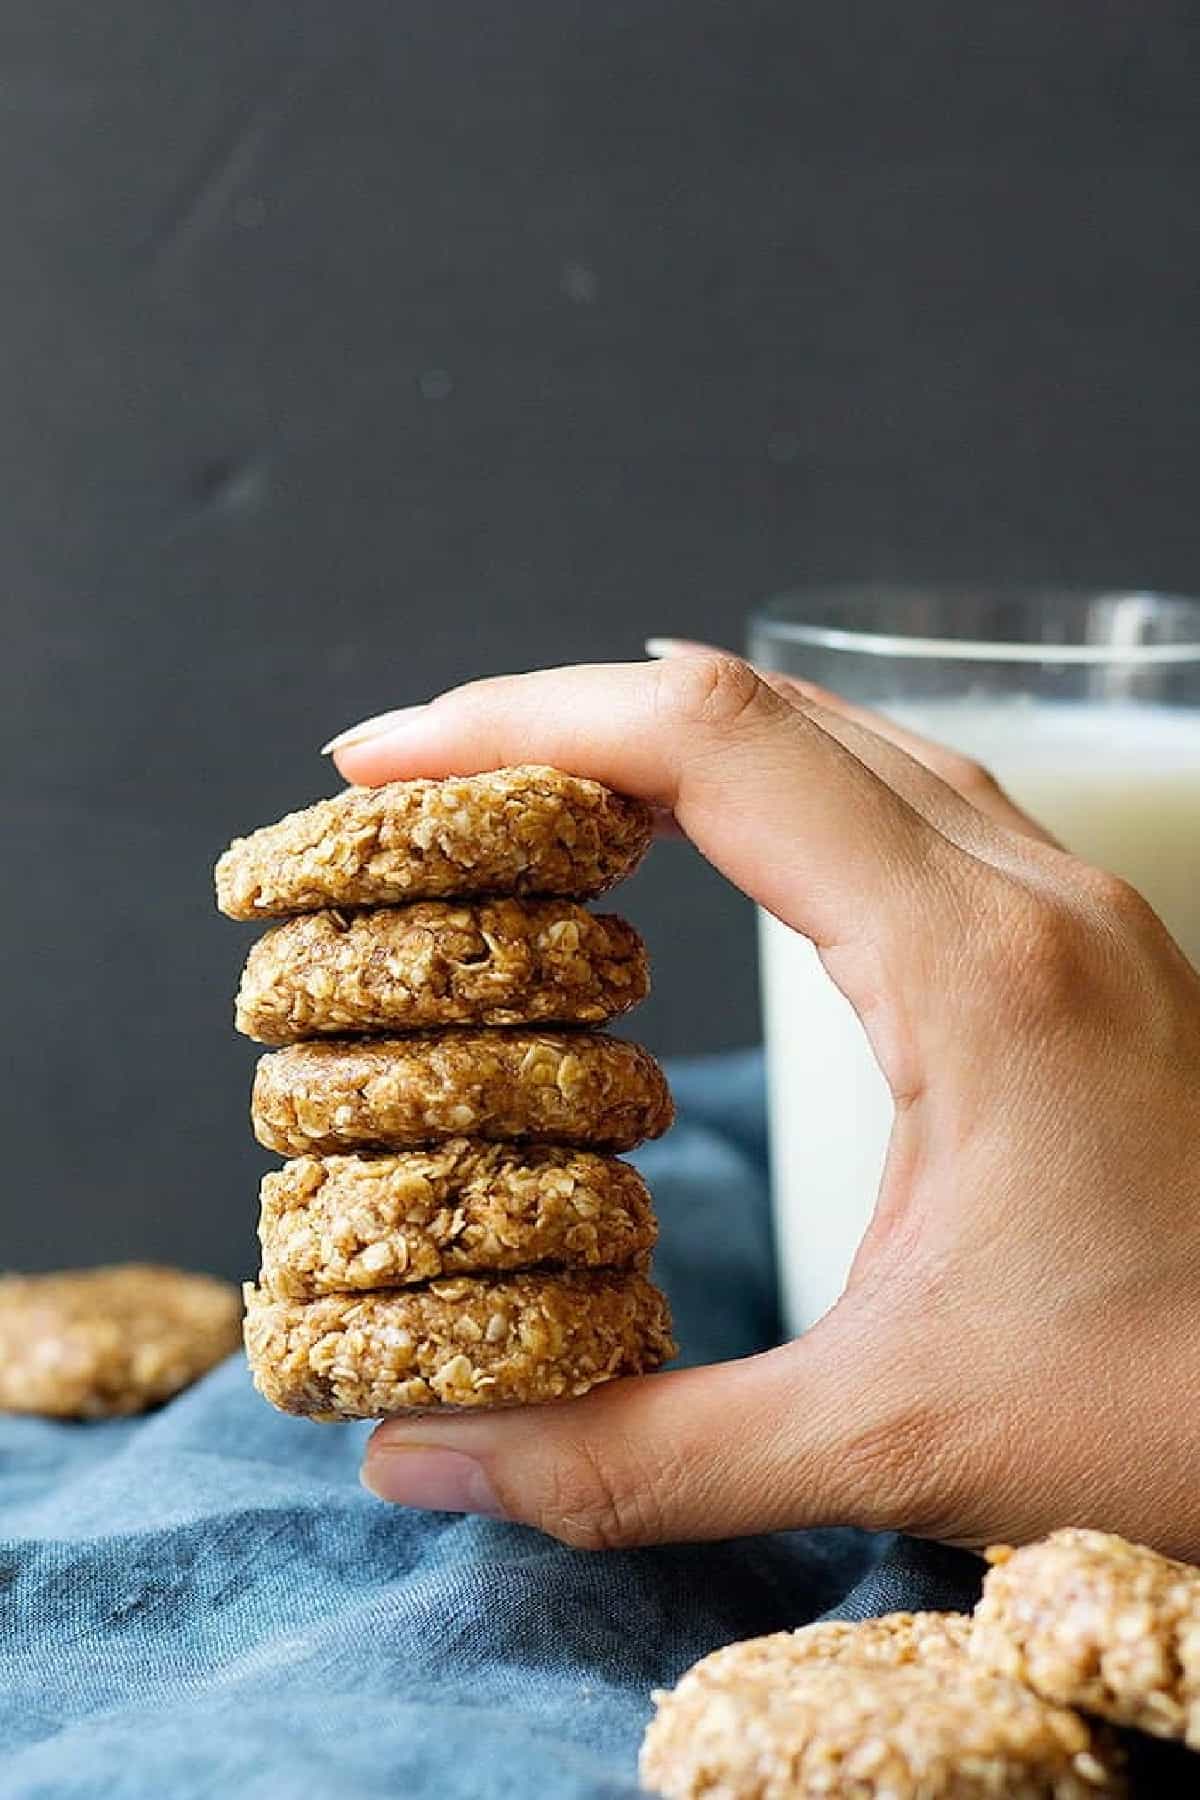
328, 651, 1200, 1560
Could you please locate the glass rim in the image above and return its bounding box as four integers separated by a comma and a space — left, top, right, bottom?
752, 587, 1200, 665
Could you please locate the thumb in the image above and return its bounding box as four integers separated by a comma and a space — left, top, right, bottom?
361, 1303, 925, 1548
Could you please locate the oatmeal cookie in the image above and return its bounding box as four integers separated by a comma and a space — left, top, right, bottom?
251, 1030, 674, 1156
670, 1613, 974, 1688
243, 1268, 676, 1416
258, 1143, 655, 1298
640, 1656, 1123, 1799
971, 1529, 1200, 1748
215, 766, 653, 918
234, 899, 649, 1043
0, 1265, 242, 1419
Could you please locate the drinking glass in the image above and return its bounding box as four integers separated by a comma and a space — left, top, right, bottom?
749, 586, 1200, 1335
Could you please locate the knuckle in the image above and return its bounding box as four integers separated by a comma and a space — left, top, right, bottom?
1077, 864, 1158, 933
1007, 892, 1088, 999
537, 1440, 667, 1552
946, 753, 999, 799
968, 864, 1182, 1054
984, 868, 1157, 1012
652, 652, 770, 734
960, 878, 1089, 1017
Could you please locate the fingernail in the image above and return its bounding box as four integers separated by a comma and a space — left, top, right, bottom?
321, 705, 427, 756
644, 636, 722, 660
361, 1444, 506, 1517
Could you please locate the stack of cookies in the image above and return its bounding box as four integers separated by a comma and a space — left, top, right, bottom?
215, 765, 677, 1421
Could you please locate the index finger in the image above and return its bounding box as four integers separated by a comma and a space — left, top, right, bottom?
647, 638, 1059, 846
328, 656, 967, 962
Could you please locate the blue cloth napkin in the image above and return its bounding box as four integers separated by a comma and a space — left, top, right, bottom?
0, 1054, 1185, 1796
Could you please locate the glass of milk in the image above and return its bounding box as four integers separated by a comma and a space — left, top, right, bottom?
749, 586, 1200, 1338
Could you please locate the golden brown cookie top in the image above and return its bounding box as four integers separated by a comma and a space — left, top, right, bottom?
0, 1265, 242, 1419
215, 766, 653, 918
641, 1654, 1123, 1800
257, 1143, 656, 1298
674, 1612, 973, 1690
251, 1029, 674, 1156
234, 899, 649, 1042
972, 1529, 1200, 1748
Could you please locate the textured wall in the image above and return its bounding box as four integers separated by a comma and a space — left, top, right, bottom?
3, 1, 1198, 1276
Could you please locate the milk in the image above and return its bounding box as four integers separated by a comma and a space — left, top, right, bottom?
762, 703, 1200, 1336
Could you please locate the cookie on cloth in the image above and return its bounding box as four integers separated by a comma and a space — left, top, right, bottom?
234, 898, 649, 1043
0, 1265, 242, 1419
258, 1143, 656, 1298
971, 1529, 1200, 1749
640, 1645, 1123, 1799
215, 765, 653, 918
669, 1612, 974, 1687
243, 1268, 676, 1417
251, 1030, 674, 1156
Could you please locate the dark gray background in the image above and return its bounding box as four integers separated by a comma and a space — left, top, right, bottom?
3, 2, 1198, 1279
